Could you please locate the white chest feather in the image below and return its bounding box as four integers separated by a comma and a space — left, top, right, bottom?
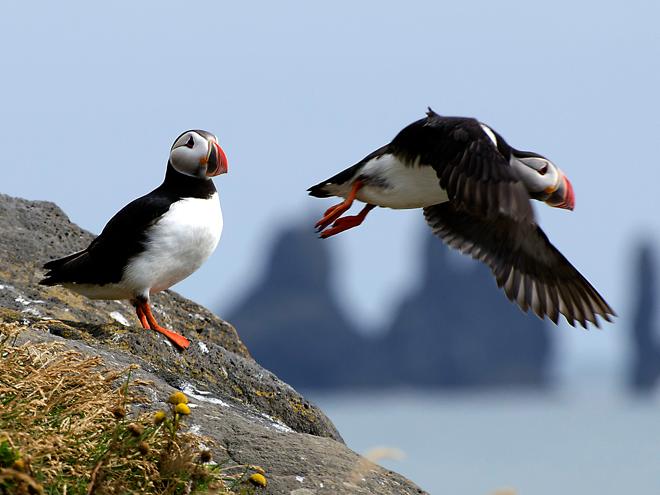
123, 193, 223, 295
356, 154, 449, 209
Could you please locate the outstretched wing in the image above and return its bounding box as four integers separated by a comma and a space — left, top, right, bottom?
390, 110, 534, 223
40, 191, 175, 286
423, 202, 615, 328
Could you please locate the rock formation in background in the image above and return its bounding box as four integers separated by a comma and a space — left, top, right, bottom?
382, 234, 552, 387
629, 241, 660, 392
225, 219, 554, 390
226, 224, 370, 388
0, 193, 427, 495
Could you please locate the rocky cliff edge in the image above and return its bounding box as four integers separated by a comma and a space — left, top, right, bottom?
0, 193, 426, 495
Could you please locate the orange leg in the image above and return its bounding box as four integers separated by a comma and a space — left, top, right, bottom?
135, 304, 150, 329
320, 204, 376, 238
322, 203, 343, 217
134, 299, 191, 350
315, 180, 363, 232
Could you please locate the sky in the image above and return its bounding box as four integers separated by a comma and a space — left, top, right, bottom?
1, 0, 659, 385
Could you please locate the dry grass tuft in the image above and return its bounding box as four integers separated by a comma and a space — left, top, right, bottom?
0, 322, 267, 494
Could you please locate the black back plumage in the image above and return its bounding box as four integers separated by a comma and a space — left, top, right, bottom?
389, 109, 533, 223
40, 163, 216, 287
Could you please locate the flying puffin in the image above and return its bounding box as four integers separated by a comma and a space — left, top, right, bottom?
308, 109, 615, 328
40, 130, 228, 349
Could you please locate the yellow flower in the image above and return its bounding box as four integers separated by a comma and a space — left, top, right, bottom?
249, 473, 267, 487
153, 410, 167, 424
175, 403, 191, 415
168, 391, 188, 405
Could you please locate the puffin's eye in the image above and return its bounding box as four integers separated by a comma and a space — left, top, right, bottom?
185, 136, 195, 148
538, 164, 548, 175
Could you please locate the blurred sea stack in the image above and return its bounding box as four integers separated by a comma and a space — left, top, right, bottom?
226, 219, 554, 390
382, 235, 552, 388
629, 241, 660, 392
226, 223, 375, 388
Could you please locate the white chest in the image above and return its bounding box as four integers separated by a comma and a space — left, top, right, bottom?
357, 154, 449, 209
123, 193, 223, 294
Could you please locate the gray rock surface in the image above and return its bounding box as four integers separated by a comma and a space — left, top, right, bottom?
8, 320, 424, 495
0, 192, 428, 494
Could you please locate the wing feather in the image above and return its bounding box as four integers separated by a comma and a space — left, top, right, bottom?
40, 191, 176, 286
423, 202, 615, 328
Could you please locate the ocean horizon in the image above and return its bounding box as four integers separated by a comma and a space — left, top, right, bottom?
312, 386, 660, 494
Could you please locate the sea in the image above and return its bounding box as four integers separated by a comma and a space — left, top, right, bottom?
312, 387, 660, 495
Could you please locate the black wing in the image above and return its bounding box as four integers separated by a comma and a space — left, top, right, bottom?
40, 190, 176, 286
423, 202, 615, 328
390, 109, 534, 223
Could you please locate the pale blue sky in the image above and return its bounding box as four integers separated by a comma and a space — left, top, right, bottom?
2, 1, 659, 384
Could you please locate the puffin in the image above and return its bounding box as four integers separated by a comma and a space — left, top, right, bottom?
40, 130, 228, 349
308, 109, 615, 328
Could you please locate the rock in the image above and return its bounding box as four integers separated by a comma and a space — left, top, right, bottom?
7, 317, 425, 495
0, 192, 428, 494
0, 192, 337, 437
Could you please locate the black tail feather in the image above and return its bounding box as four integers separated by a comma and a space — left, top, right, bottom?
39, 276, 59, 286
307, 182, 332, 198
39, 249, 89, 285
43, 249, 86, 270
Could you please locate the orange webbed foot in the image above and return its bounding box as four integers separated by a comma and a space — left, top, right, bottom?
314, 180, 364, 232
134, 300, 191, 350
318, 204, 375, 238
315, 202, 352, 232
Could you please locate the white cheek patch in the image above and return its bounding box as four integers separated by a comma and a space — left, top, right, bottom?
480, 124, 498, 147
170, 147, 203, 177
510, 156, 558, 192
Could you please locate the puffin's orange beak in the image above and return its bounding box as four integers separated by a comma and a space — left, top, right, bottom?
203, 141, 228, 177
545, 173, 575, 211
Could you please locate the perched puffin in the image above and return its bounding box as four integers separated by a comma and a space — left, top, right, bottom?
309, 109, 615, 328
40, 130, 228, 349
